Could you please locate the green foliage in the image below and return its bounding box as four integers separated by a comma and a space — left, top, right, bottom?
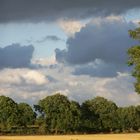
18, 103, 36, 126
128, 24, 140, 94
0, 94, 140, 135
116, 106, 140, 132
69, 101, 81, 132
0, 96, 19, 130
81, 97, 118, 132
38, 93, 81, 134
81, 100, 98, 132
35, 116, 48, 134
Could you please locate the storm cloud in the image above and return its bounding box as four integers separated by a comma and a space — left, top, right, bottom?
0, 44, 34, 69
73, 60, 129, 77
56, 18, 137, 64
0, 0, 140, 23
55, 17, 137, 77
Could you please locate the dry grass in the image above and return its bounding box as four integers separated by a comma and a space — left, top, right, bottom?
0, 134, 140, 140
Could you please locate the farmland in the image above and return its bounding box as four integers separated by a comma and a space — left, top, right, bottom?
0, 134, 140, 140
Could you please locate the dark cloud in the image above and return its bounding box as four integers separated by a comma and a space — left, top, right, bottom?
55, 18, 137, 77
73, 61, 134, 78
36, 35, 63, 43
0, 44, 34, 69
56, 18, 137, 65
0, 0, 140, 23
73, 61, 129, 77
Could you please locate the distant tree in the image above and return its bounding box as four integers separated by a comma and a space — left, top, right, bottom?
18, 103, 36, 127
35, 116, 48, 134
128, 24, 140, 94
116, 106, 140, 132
0, 96, 19, 130
1, 94, 140, 134
34, 104, 47, 134
81, 100, 98, 133
82, 97, 118, 132
135, 105, 140, 130
37, 93, 81, 134
69, 101, 81, 132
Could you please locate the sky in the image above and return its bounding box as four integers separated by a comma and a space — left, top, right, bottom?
0, 0, 140, 106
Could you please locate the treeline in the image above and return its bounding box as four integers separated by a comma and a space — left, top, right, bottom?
0, 93, 140, 135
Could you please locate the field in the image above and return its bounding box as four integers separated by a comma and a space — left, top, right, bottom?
0, 134, 140, 140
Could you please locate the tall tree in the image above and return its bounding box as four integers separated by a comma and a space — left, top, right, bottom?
0, 96, 19, 130
37, 93, 81, 134
81, 100, 98, 132
128, 24, 140, 93
18, 103, 36, 127
82, 97, 118, 132
116, 106, 140, 132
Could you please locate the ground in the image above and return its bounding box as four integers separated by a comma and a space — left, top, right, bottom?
0, 134, 140, 140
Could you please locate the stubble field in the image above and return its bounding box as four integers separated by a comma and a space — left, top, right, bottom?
0, 134, 140, 140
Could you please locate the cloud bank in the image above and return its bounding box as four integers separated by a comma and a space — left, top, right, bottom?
0, 0, 140, 23
56, 17, 137, 77
0, 64, 139, 106
0, 1, 140, 107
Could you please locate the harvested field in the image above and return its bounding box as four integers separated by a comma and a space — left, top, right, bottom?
0, 134, 140, 140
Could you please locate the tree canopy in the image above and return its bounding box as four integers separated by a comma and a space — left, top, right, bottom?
0, 96, 19, 130
128, 24, 140, 94
18, 103, 36, 127
0, 94, 140, 135
81, 97, 118, 132
38, 93, 81, 134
